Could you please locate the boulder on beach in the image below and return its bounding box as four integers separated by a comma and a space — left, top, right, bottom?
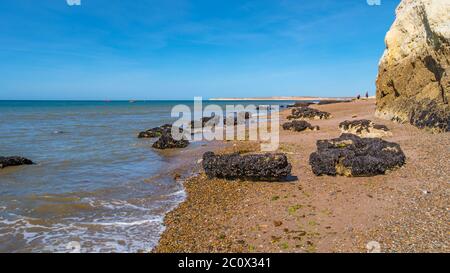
282, 120, 319, 132
376, 0, 450, 132
0, 156, 34, 169
202, 152, 292, 181
152, 133, 190, 149
339, 120, 392, 138
287, 107, 331, 120
309, 134, 406, 177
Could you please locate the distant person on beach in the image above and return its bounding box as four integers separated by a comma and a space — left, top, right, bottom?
365, 91, 369, 98
357, 94, 361, 100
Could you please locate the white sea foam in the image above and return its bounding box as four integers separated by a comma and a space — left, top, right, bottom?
82, 197, 152, 212
0, 213, 165, 252
82, 216, 163, 227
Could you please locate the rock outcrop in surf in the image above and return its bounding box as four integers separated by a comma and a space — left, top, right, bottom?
138, 124, 173, 138
0, 156, 34, 169
152, 133, 190, 149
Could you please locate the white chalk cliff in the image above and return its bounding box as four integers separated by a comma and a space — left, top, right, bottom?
376, 0, 450, 132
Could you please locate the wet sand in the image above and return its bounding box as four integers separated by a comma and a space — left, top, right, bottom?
155, 99, 449, 253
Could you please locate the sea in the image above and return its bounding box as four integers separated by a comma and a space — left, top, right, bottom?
0, 100, 295, 252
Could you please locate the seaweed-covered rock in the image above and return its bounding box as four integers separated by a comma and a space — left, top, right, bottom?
152, 133, 189, 149
202, 152, 292, 181
339, 120, 392, 138
282, 120, 319, 132
0, 156, 34, 169
403, 99, 449, 132
138, 124, 173, 138
309, 134, 406, 177
139, 124, 189, 138
288, 107, 331, 120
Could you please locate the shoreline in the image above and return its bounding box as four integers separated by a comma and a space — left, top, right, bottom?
155, 99, 449, 253
148, 139, 231, 251
208, 96, 357, 101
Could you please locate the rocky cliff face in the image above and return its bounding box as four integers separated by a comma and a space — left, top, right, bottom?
376, 0, 450, 132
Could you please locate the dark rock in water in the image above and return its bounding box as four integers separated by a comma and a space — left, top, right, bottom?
282, 120, 319, 132
288, 107, 331, 120
309, 134, 405, 177
191, 115, 221, 129
0, 156, 34, 169
152, 133, 190, 149
339, 119, 391, 138
202, 152, 292, 181
138, 124, 173, 138
142, 123, 191, 149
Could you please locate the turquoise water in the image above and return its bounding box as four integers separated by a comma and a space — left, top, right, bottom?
0, 100, 294, 252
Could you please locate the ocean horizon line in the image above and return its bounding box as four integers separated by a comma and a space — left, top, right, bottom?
0, 96, 355, 102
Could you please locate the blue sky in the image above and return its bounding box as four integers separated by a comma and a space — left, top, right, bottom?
0, 0, 400, 100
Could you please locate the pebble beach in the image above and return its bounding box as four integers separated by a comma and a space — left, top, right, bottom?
155, 99, 449, 253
